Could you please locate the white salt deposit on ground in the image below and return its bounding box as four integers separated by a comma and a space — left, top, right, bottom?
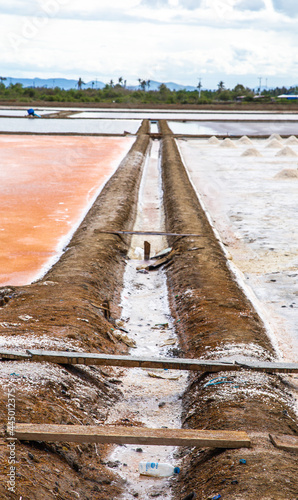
219, 138, 236, 148
208, 135, 220, 144
178, 137, 298, 363
274, 168, 298, 179
265, 138, 283, 148
241, 148, 262, 157
238, 136, 253, 145
285, 135, 298, 145
275, 146, 297, 157
268, 133, 282, 141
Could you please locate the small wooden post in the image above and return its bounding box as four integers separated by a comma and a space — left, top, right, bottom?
144, 241, 151, 260
102, 299, 110, 320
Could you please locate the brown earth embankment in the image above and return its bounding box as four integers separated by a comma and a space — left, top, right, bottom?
0, 122, 150, 499
159, 119, 298, 499
1, 100, 298, 112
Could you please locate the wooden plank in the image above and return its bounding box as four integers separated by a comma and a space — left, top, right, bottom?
2, 349, 298, 374
269, 434, 298, 452
0, 350, 31, 361
14, 424, 251, 448
95, 229, 203, 237
235, 361, 298, 373
26, 350, 238, 372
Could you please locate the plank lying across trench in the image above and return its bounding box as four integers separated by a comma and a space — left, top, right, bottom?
270, 434, 298, 452
1, 349, 298, 373
13, 424, 251, 448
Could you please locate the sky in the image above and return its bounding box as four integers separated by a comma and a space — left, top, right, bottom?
0, 0, 298, 89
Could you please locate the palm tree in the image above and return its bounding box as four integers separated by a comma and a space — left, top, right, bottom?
217, 81, 225, 92
147, 80, 151, 90
118, 76, 123, 86
197, 79, 202, 98
77, 77, 85, 90
138, 78, 146, 91
0, 77, 6, 84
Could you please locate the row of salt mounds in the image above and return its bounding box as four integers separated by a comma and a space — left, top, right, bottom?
219, 138, 236, 148
238, 135, 253, 145
285, 135, 298, 145
208, 136, 220, 144
265, 138, 283, 148
274, 168, 298, 179
275, 146, 297, 157
241, 148, 262, 157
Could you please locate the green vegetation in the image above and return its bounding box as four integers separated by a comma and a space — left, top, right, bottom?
0, 78, 297, 105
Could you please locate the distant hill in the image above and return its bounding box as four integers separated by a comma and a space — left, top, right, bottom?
2, 77, 197, 92
2, 77, 106, 90
128, 80, 197, 91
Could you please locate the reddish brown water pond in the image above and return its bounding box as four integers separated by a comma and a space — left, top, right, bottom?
0, 135, 134, 285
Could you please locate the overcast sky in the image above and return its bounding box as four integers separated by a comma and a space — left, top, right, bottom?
0, 0, 297, 89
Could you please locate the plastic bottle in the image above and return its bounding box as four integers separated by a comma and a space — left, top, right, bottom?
138, 462, 180, 477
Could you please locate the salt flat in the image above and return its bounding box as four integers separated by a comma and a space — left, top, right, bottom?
178, 136, 298, 359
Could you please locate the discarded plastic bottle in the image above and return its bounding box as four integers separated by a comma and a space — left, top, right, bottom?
139, 462, 180, 477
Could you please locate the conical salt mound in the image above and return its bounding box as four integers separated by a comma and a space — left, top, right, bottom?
238, 136, 253, 145
274, 168, 298, 179
241, 148, 262, 157
285, 135, 298, 145
268, 133, 282, 141
275, 146, 297, 157
219, 138, 236, 148
265, 138, 283, 148
208, 136, 220, 144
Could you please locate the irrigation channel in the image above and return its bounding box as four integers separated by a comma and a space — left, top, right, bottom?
106, 139, 188, 499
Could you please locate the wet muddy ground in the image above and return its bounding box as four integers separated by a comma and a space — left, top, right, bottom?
0, 115, 298, 499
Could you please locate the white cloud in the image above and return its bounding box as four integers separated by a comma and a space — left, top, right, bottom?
0, 0, 298, 87
272, 0, 298, 16
235, 0, 265, 11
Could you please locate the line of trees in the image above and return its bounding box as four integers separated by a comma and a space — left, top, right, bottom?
0, 77, 297, 105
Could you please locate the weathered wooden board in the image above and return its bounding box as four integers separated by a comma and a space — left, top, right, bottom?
2, 349, 298, 374
25, 350, 238, 372
0, 350, 31, 361
269, 434, 298, 452
236, 361, 298, 374
15, 424, 251, 448
95, 229, 203, 237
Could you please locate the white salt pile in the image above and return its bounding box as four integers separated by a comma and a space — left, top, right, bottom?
208, 136, 220, 144
274, 168, 298, 179
238, 136, 253, 145
275, 146, 297, 157
268, 133, 282, 141
219, 138, 236, 148
241, 148, 262, 157
285, 135, 298, 145
265, 138, 283, 148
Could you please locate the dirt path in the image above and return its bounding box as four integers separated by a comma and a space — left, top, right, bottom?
159, 120, 298, 499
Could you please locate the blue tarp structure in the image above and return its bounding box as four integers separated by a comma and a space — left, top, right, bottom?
27, 108, 41, 117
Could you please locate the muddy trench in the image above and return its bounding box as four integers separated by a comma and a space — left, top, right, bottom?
0, 119, 297, 499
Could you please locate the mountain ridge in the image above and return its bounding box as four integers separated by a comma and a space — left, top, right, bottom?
1, 77, 197, 92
